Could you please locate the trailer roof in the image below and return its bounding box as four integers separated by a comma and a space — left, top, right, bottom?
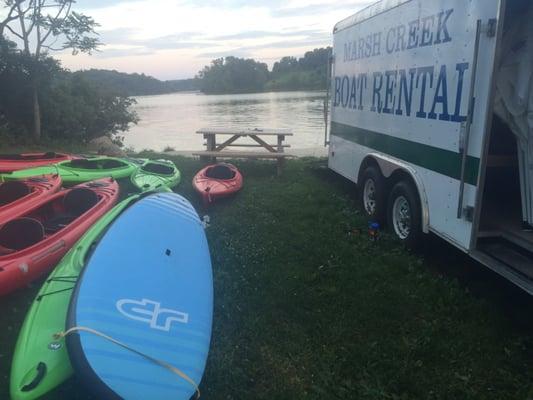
334, 0, 411, 32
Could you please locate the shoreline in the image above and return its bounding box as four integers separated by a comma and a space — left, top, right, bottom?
160, 146, 328, 159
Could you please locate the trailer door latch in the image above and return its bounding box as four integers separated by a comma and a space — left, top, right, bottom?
463, 206, 474, 222
482, 18, 497, 38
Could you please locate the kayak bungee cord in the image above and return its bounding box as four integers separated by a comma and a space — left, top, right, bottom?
36, 286, 75, 301
54, 326, 201, 399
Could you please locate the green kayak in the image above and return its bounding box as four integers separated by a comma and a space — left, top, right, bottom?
1, 156, 138, 185
10, 194, 140, 400
130, 158, 180, 192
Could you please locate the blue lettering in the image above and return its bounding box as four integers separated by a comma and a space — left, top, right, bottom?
396, 68, 416, 116
358, 74, 367, 110
451, 62, 469, 122
396, 24, 406, 52
420, 15, 435, 47
416, 66, 434, 118
341, 76, 350, 108
434, 9, 453, 44
365, 35, 372, 58
383, 70, 397, 114
386, 28, 396, 54
428, 65, 450, 121
344, 42, 351, 62
371, 72, 383, 113
349, 76, 357, 109
407, 19, 420, 49
333, 77, 341, 107
372, 32, 382, 56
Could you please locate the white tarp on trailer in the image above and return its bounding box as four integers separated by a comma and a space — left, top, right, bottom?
494, 5, 533, 226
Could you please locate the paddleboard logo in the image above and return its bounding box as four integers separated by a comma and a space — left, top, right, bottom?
48, 342, 62, 351
116, 298, 189, 331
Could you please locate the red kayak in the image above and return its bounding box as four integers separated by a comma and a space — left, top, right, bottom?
0, 178, 119, 295
0, 175, 62, 222
0, 152, 76, 173
193, 163, 243, 205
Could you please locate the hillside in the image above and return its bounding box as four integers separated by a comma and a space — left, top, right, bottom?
72, 69, 200, 97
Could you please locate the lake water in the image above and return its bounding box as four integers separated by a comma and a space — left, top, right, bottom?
124, 91, 328, 156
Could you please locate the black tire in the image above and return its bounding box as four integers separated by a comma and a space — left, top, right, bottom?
358, 165, 386, 223
387, 180, 423, 248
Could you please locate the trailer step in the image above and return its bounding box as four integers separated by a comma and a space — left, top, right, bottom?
478, 241, 533, 280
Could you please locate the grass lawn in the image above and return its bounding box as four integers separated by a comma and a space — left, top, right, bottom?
1, 154, 533, 399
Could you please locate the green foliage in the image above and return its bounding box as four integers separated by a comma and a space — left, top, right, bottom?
198, 56, 269, 94
41, 74, 139, 141
0, 36, 60, 135
0, 35, 138, 143
198, 47, 332, 94
72, 69, 200, 96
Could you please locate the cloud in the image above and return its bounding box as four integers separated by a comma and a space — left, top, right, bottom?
210, 29, 326, 41
76, 0, 138, 9
273, 1, 372, 17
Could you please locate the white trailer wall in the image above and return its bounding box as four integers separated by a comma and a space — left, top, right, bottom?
329, 0, 501, 250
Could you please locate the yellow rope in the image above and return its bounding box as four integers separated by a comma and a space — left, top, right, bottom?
54, 326, 201, 399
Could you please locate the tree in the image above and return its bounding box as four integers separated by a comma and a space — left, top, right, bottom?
1, 0, 100, 140
197, 57, 269, 94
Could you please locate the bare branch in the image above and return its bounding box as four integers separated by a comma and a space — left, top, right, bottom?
39, 0, 71, 46
5, 23, 23, 40
0, 0, 22, 36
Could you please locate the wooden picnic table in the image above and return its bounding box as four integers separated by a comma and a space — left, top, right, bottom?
193, 127, 293, 175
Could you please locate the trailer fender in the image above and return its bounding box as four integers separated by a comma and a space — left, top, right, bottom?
367, 153, 430, 234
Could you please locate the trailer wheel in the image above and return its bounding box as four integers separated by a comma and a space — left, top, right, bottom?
387, 180, 422, 248
359, 166, 386, 223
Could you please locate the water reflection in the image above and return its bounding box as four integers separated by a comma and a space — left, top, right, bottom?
125, 91, 327, 154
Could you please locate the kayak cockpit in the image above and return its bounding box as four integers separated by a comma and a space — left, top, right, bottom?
205, 164, 236, 180
0, 188, 99, 255
0, 181, 31, 206
68, 158, 128, 170
141, 162, 175, 175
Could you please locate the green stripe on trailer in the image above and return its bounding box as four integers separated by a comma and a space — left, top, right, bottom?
331, 122, 480, 186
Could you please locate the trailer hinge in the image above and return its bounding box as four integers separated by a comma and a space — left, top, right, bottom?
463, 206, 474, 222
459, 121, 467, 152
482, 18, 497, 38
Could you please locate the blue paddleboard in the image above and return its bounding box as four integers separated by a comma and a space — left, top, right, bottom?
66, 193, 213, 400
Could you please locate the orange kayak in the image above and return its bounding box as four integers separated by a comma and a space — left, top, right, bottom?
0, 178, 119, 295
0, 152, 76, 173
193, 163, 243, 205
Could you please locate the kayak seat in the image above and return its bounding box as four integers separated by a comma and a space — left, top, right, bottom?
206, 165, 236, 180
0, 181, 31, 206
0, 218, 44, 250
43, 152, 57, 159
43, 188, 99, 234
142, 162, 174, 175
101, 159, 125, 169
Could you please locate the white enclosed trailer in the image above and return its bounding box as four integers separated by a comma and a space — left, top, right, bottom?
328, 0, 533, 293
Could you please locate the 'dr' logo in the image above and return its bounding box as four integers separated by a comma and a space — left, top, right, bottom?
116, 298, 189, 332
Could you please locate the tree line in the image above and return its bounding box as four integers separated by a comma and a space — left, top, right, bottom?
197, 47, 332, 94
72, 69, 200, 97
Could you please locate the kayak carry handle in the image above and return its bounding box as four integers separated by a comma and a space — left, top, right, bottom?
21, 362, 47, 392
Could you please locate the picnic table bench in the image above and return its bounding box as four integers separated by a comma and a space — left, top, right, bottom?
193, 127, 293, 175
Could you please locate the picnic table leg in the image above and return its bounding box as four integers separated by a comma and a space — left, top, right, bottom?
276, 135, 285, 176
206, 134, 217, 163
277, 158, 285, 176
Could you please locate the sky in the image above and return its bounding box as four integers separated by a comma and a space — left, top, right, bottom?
48, 0, 371, 80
